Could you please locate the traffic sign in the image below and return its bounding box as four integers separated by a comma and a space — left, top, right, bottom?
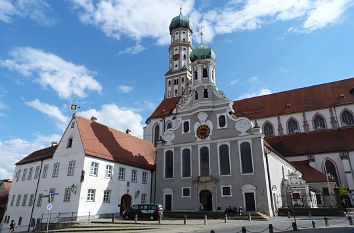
47, 203, 53, 211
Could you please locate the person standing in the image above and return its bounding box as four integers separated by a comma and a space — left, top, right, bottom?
9, 220, 16, 232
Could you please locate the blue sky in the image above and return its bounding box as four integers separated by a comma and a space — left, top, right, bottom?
1, 0, 354, 179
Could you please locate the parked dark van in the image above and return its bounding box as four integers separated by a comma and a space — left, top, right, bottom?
122, 204, 163, 220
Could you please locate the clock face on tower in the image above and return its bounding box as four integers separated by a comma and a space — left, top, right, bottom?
196, 124, 211, 139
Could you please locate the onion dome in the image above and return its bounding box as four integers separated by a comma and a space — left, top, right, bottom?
190, 44, 216, 62
169, 13, 193, 33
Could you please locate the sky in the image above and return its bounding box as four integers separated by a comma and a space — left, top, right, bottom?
1, 0, 354, 179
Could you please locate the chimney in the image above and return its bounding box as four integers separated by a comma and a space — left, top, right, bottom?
51, 141, 58, 146
91, 116, 97, 122
126, 129, 131, 134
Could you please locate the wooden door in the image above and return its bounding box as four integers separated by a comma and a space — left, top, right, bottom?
245, 192, 255, 211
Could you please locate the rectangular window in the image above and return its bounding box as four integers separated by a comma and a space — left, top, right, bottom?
67, 160, 75, 176
22, 169, 28, 181
42, 164, 48, 178
52, 163, 60, 177
34, 166, 40, 179
221, 186, 231, 197
141, 193, 146, 203
131, 170, 137, 183
16, 195, 22, 206
118, 167, 125, 181
37, 194, 42, 206
28, 167, 33, 180
15, 170, 21, 182
103, 190, 111, 203
142, 172, 147, 184
28, 194, 34, 206
292, 193, 301, 199
67, 137, 73, 148
10, 195, 15, 206
64, 188, 71, 202
90, 162, 99, 176
105, 165, 113, 178
22, 194, 28, 206
322, 187, 329, 196
87, 189, 95, 202
182, 187, 191, 198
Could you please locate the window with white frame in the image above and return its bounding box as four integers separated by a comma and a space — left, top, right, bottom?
182, 187, 191, 198
263, 122, 274, 137
22, 168, 28, 181
22, 194, 28, 206
87, 189, 95, 201
221, 186, 232, 197
42, 164, 48, 178
105, 165, 113, 178
182, 148, 191, 177
200, 146, 210, 176
219, 144, 231, 175
16, 195, 21, 206
15, 170, 21, 182
142, 172, 148, 184
183, 120, 190, 133
240, 142, 253, 174
90, 162, 99, 176
287, 118, 300, 134
103, 190, 111, 203
218, 115, 226, 128
313, 114, 326, 130
118, 167, 125, 180
52, 163, 60, 177
67, 160, 75, 176
64, 188, 71, 202
34, 166, 40, 179
341, 110, 354, 126
141, 193, 146, 203
28, 194, 34, 206
10, 195, 15, 206
37, 194, 42, 206
165, 150, 174, 178
28, 167, 33, 180
131, 170, 137, 183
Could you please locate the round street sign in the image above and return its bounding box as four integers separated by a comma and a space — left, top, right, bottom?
47, 203, 53, 211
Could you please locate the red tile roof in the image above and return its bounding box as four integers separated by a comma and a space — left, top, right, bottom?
266, 127, 354, 157
290, 161, 334, 183
76, 116, 156, 170
234, 78, 354, 119
16, 145, 57, 165
147, 78, 354, 120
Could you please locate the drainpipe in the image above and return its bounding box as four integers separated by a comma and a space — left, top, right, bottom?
264, 147, 275, 217
27, 160, 43, 232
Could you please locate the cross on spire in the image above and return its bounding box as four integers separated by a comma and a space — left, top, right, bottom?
179, 4, 182, 15
199, 25, 204, 44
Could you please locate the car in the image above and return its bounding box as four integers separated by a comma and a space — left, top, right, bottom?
122, 204, 163, 220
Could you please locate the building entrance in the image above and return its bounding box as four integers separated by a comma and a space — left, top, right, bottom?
120, 194, 131, 215
245, 192, 255, 211
199, 190, 212, 211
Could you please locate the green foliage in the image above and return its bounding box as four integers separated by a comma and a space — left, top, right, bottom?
338, 184, 349, 197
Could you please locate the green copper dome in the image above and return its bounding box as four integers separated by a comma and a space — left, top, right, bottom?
169, 14, 193, 33
190, 44, 216, 62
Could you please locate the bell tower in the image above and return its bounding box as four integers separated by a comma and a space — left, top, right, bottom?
165, 8, 193, 99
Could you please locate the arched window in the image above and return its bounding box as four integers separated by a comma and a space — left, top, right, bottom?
203, 68, 208, 78
219, 144, 230, 175
182, 149, 191, 177
341, 110, 354, 126
287, 118, 300, 134
218, 115, 226, 128
324, 160, 339, 184
183, 54, 186, 60
240, 142, 253, 173
263, 122, 274, 137
153, 124, 160, 146
204, 89, 208, 98
165, 150, 173, 178
183, 121, 189, 133
195, 91, 198, 100
166, 122, 172, 129
200, 147, 210, 176
313, 114, 326, 130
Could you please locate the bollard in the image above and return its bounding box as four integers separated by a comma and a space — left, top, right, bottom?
348, 216, 353, 225
184, 215, 187, 225
135, 214, 138, 223
248, 213, 252, 221
292, 222, 298, 231
158, 214, 161, 224
312, 220, 316, 228
88, 212, 90, 223
287, 212, 291, 218
204, 215, 207, 225
224, 214, 227, 223
324, 216, 329, 226
112, 213, 115, 223
241, 227, 246, 233
269, 224, 273, 233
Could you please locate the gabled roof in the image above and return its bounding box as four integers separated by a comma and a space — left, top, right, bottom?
266, 127, 354, 157
290, 161, 334, 183
234, 77, 354, 119
76, 116, 156, 170
16, 145, 57, 165
146, 97, 179, 123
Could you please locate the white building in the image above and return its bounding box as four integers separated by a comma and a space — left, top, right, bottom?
2, 115, 155, 232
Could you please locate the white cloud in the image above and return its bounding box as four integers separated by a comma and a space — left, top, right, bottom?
0, 134, 61, 179
229, 79, 240, 85
79, 103, 144, 138
117, 85, 133, 93
118, 43, 145, 55
25, 99, 70, 129
0, 0, 56, 25
238, 88, 272, 99
1, 47, 102, 99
